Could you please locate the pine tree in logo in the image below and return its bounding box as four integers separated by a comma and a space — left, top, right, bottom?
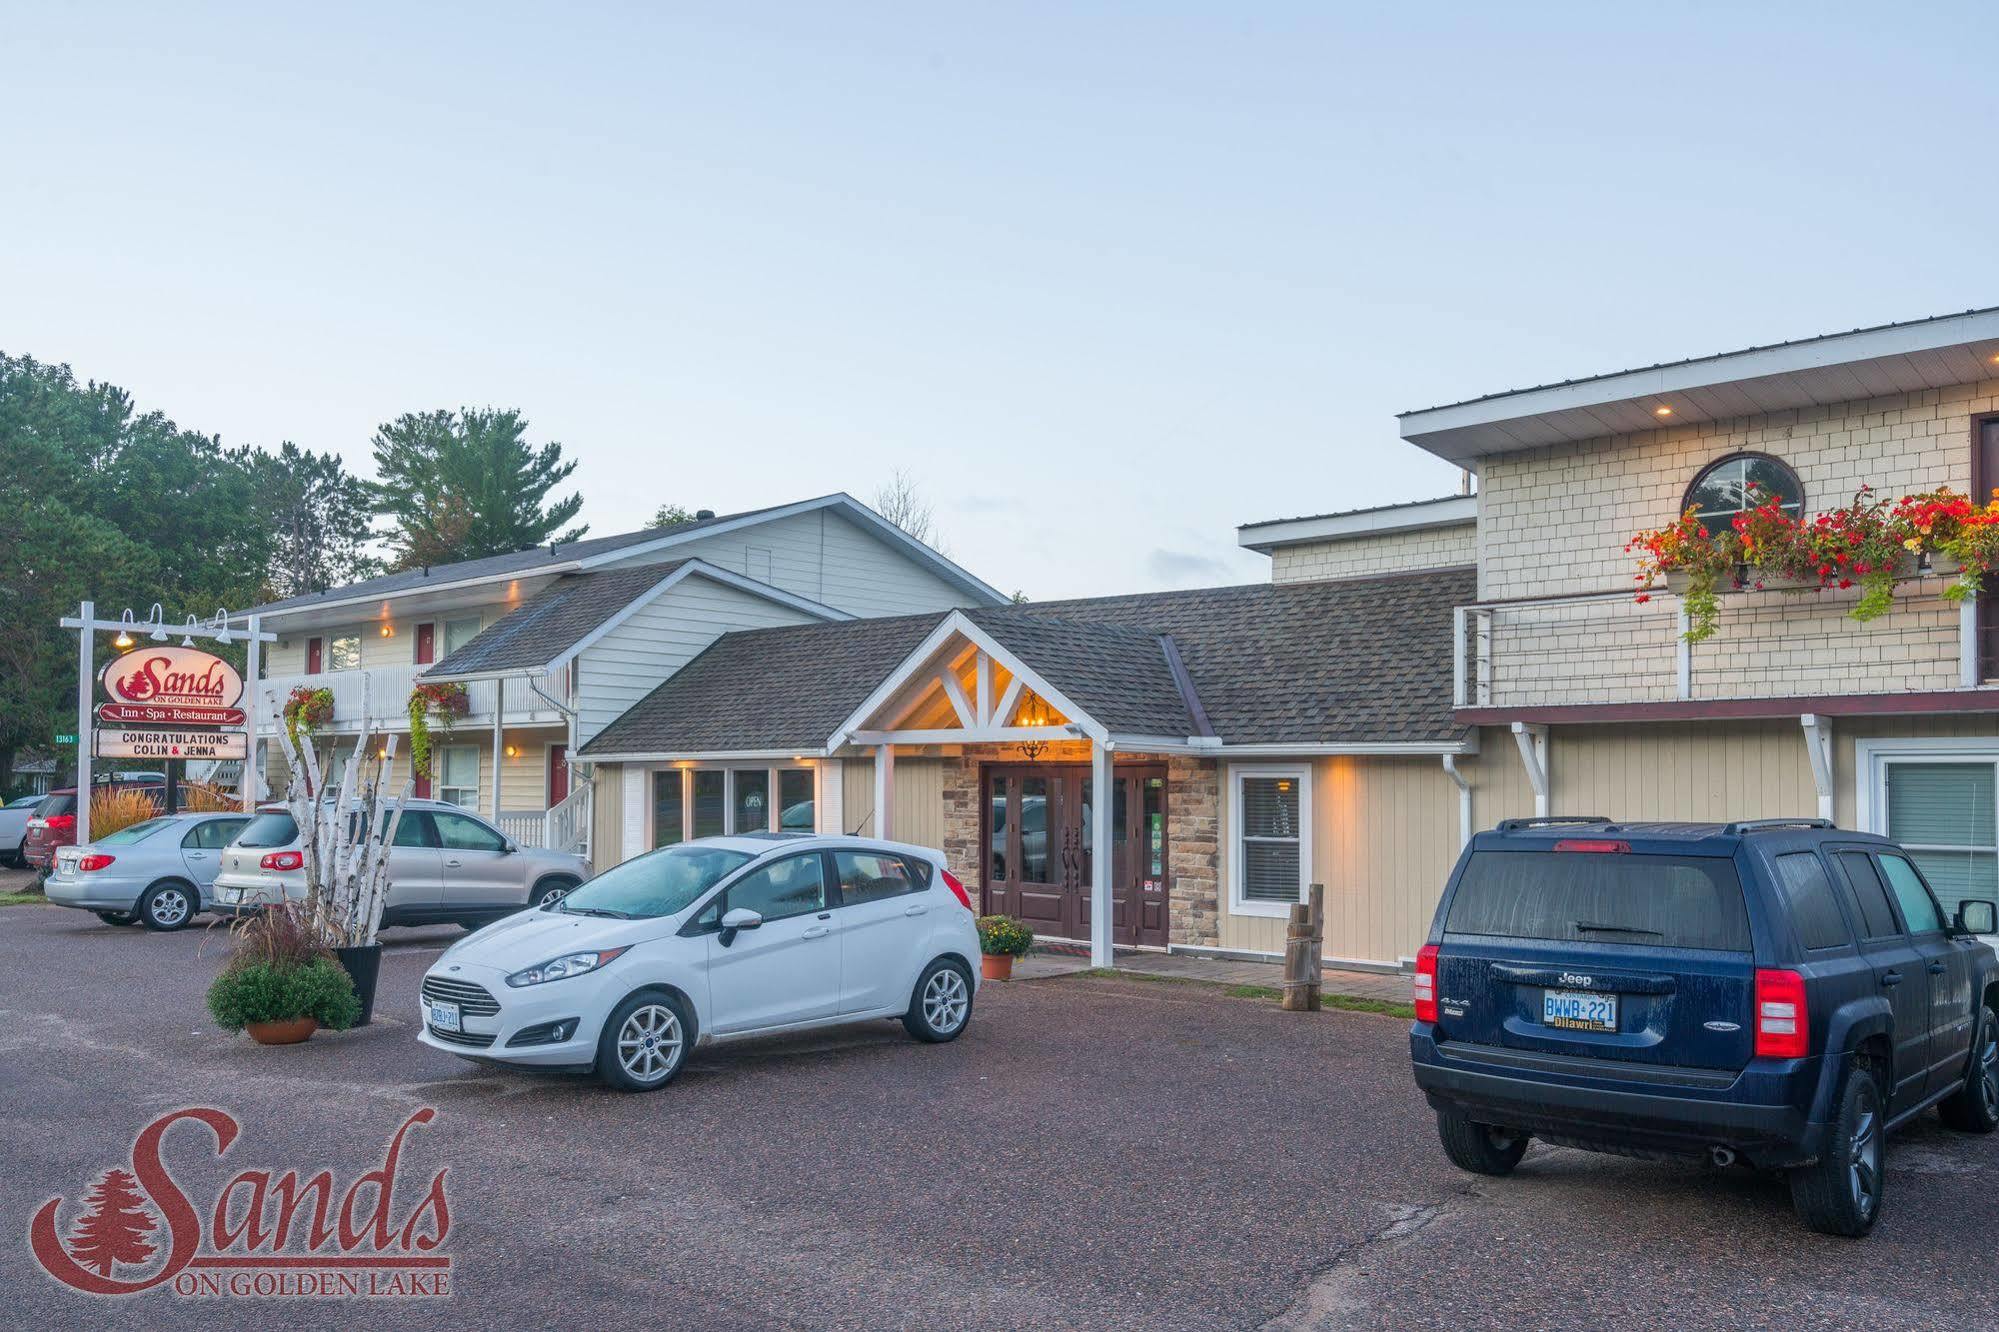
65, 1168, 157, 1277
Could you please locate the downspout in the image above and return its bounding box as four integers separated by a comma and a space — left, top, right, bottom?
1441, 755, 1472, 849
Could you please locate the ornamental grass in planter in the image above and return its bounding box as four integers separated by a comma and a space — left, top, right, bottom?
976, 914, 1034, 981
206, 903, 361, 1045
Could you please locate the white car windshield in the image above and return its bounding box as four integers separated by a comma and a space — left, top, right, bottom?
557, 845, 755, 920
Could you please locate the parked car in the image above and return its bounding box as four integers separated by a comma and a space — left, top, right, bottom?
1410, 816, 1999, 1237
210, 800, 588, 928
417, 833, 981, 1091
1, 794, 46, 867
21, 781, 166, 873
42, 812, 253, 929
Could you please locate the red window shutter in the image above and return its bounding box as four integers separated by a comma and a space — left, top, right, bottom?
414, 622, 435, 666
306, 637, 323, 674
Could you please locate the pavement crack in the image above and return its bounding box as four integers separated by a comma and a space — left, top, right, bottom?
1261, 1201, 1454, 1332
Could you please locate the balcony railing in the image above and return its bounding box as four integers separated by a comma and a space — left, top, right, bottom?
258, 665, 566, 733
1454, 584, 1981, 711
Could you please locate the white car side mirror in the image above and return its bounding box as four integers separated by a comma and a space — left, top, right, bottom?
718, 906, 763, 946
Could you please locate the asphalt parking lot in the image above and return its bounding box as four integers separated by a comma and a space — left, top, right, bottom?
2, 898, 1996, 1331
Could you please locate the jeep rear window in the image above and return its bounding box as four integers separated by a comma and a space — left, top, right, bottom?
1445, 851, 1751, 951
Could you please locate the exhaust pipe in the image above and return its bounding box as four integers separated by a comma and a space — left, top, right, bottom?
1709, 1146, 1737, 1168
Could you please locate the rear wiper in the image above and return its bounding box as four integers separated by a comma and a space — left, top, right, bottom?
560, 905, 630, 919
1573, 921, 1663, 937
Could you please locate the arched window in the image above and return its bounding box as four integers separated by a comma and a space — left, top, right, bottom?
1683, 453, 1804, 535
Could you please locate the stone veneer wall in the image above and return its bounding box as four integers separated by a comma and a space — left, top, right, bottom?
1269, 522, 1475, 583
933, 751, 1220, 948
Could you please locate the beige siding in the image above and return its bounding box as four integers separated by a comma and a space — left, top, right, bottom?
1269, 522, 1475, 583
590, 763, 622, 873
264, 599, 521, 677
840, 756, 946, 850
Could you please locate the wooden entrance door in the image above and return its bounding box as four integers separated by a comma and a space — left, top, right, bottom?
982, 764, 1169, 948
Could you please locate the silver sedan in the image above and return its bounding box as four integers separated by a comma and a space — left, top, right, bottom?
43, 812, 253, 930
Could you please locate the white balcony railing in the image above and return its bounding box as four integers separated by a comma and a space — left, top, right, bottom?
1454, 584, 1982, 711
258, 665, 567, 734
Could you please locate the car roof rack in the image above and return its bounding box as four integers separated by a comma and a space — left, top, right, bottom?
1494, 815, 1612, 833
1721, 818, 1838, 835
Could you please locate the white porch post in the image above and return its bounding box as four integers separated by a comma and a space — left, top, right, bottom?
242, 612, 262, 809
873, 744, 894, 839
1090, 740, 1113, 968
76, 600, 93, 847
1801, 713, 1835, 823
1442, 755, 1472, 849
1511, 721, 1550, 818
819, 759, 845, 835
491, 677, 504, 820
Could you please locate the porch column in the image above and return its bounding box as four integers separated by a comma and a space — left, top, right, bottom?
1511, 721, 1549, 818
874, 744, 894, 839
242, 612, 262, 808
1090, 740, 1113, 968
491, 677, 504, 820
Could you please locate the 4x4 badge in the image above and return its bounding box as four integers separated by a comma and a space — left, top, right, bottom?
1703, 1020, 1741, 1033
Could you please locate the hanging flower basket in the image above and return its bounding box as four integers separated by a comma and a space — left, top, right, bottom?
407, 682, 471, 779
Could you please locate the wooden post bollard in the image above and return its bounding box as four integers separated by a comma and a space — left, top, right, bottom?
1281, 883, 1326, 1011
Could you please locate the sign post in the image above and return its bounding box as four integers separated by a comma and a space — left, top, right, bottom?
75, 600, 93, 846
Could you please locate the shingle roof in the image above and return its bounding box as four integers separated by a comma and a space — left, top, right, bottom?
581, 613, 950, 755
423, 563, 690, 677
580, 565, 1476, 755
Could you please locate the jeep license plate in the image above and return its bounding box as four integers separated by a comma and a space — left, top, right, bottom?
1543, 989, 1617, 1032
427, 1000, 462, 1033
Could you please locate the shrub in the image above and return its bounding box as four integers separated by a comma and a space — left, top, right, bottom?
207, 958, 361, 1032
976, 914, 1034, 957
89, 787, 162, 838
179, 780, 238, 813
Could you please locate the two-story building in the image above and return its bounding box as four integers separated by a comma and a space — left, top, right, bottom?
245, 493, 1005, 855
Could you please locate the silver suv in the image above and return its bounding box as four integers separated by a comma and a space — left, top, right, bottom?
212, 801, 589, 928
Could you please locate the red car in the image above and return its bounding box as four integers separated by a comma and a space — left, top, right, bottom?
22, 783, 164, 872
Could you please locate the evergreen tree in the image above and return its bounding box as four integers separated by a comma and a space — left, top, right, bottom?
370, 408, 586, 569
239, 441, 380, 599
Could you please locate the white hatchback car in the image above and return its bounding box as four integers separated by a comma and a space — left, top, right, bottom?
417, 833, 982, 1090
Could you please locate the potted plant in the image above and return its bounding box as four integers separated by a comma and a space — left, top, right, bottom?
1941, 490, 1999, 602
1627, 509, 1738, 642
976, 914, 1034, 980
406, 681, 471, 780
282, 685, 334, 756
206, 903, 362, 1045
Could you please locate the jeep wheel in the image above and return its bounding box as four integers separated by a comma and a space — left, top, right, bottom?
1940, 1002, 1999, 1134
1436, 1106, 1529, 1176
1789, 1063, 1884, 1237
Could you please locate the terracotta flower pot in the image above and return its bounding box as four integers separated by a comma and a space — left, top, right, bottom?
245, 1017, 319, 1046
981, 953, 1015, 982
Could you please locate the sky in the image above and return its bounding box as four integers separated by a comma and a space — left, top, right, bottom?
6, 2, 1999, 599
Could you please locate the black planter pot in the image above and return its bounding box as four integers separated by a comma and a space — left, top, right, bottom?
333, 943, 383, 1027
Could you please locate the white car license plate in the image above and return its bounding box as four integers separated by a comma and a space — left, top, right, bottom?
1544, 989, 1617, 1032
427, 1000, 462, 1033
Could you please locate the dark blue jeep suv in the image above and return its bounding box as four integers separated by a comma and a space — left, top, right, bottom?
1409, 817, 1999, 1237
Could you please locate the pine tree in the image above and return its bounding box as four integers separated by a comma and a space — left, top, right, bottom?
65, 1168, 157, 1276
370, 407, 586, 570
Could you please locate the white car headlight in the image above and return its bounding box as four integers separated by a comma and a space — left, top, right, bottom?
506, 947, 628, 988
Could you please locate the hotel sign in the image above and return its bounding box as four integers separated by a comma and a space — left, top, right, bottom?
97, 703, 246, 728
100, 646, 244, 711
95, 727, 249, 760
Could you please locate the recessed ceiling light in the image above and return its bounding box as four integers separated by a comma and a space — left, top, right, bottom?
1653, 405, 1674, 417
1989, 352, 1999, 364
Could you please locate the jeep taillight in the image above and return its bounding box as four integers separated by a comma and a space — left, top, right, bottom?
1755, 969, 1809, 1059
43, 814, 76, 834
261, 851, 304, 871
940, 869, 974, 912
1414, 944, 1440, 1024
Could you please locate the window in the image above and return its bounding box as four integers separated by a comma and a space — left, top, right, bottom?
989, 777, 1009, 883
97, 819, 171, 846
183, 818, 249, 850
437, 745, 479, 809
564, 844, 753, 921
733, 769, 770, 834
434, 810, 508, 853
1877, 855, 1945, 934
1771, 852, 1852, 950
723, 854, 827, 923
1445, 851, 1752, 952
326, 634, 362, 672
1837, 853, 1903, 939
443, 616, 483, 656
653, 771, 684, 848
235, 812, 298, 848
692, 771, 725, 837
1231, 766, 1310, 915
833, 850, 920, 906
1683, 453, 1803, 537
779, 769, 814, 831
390, 812, 436, 847
1880, 757, 1998, 922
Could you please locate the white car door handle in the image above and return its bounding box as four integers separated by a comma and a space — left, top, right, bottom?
904, 904, 927, 916
802, 925, 832, 940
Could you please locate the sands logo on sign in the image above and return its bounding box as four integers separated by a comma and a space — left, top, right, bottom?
100, 647, 243, 711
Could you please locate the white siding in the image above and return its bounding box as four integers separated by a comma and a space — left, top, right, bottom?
598, 509, 976, 618
573, 575, 822, 747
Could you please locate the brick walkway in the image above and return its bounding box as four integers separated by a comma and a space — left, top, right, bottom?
1015, 944, 1411, 1004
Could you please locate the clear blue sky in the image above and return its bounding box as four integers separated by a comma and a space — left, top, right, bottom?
5, 3, 1996, 597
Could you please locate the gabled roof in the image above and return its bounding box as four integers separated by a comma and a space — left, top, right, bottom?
248, 493, 1006, 618
420, 560, 849, 681
1399, 305, 1999, 463
580, 565, 1476, 757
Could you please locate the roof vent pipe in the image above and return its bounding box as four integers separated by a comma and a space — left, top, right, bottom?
696, 508, 716, 520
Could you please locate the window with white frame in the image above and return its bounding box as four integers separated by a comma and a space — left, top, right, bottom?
326, 633, 362, 672
1230, 765, 1311, 916
443, 616, 483, 656
1860, 739, 1999, 924
437, 745, 479, 809
649, 765, 817, 843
